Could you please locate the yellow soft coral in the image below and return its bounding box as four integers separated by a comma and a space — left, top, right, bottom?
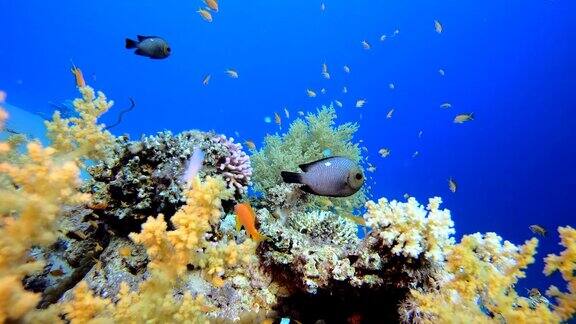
112, 277, 210, 324
364, 196, 455, 263
63, 176, 253, 323
45, 85, 114, 161
131, 176, 236, 277
406, 228, 576, 323
544, 226, 576, 321
0, 141, 89, 322
0, 86, 112, 322
64, 281, 111, 324
200, 240, 258, 287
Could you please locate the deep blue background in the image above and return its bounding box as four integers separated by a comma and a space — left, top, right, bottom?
2, 0, 575, 300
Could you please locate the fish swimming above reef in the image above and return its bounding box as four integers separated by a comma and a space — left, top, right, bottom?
197, 8, 213, 22
448, 177, 457, 193
529, 224, 547, 237
281, 156, 365, 197
234, 202, 266, 242
306, 89, 317, 98
454, 113, 474, 123
434, 20, 444, 34
204, 0, 218, 12
125, 35, 171, 59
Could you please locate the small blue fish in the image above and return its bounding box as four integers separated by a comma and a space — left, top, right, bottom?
322, 148, 332, 157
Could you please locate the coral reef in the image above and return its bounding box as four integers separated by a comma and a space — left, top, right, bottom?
85, 130, 252, 233
61, 176, 275, 323
251, 106, 365, 210
1, 82, 575, 324
258, 197, 454, 295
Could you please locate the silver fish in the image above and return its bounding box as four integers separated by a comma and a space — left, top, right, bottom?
125, 35, 171, 59
281, 156, 364, 197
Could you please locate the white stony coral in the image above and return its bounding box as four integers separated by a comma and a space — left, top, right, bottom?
364, 196, 455, 263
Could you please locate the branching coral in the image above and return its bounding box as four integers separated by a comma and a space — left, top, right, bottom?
543, 226, 576, 321
364, 197, 455, 263
45, 85, 115, 161
251, 106, 365, 210
0, 85, 116, 323
404, 228, 576, 323
208, 135, 252, 194
0, 133, 89, 322
63, 281, 111, 323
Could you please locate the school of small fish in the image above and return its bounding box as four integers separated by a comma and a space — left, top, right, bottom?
181, 4, 496, 233
198, 0, 218, 22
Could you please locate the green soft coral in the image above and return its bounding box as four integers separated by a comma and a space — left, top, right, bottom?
251, 106, 366, 210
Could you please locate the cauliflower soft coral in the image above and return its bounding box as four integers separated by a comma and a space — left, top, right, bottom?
45, 85, 115, 161
406, 228, 576, 324
544, 226, 576, 321
364, 196, 455, 263
0, 139, 89, 323
0, 85, 114, 323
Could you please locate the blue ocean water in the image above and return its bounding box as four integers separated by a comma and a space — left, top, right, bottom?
2, 0, 575, 301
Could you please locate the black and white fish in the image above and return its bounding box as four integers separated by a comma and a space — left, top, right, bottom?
281, 156, 364, 197
125, 35, 171, 59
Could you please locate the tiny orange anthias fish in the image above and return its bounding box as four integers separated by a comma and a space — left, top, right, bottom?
234, 202, 266, 242
71, 64, 86, 88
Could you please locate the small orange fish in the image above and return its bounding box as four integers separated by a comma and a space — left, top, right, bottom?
67, 230, 87, 240
204, 0, 218, 12
71, 65, 86, 88
87, 201, 108, 210
234, 203, 266, 242
119, 246, 132, 257
50, 268, 65, 277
